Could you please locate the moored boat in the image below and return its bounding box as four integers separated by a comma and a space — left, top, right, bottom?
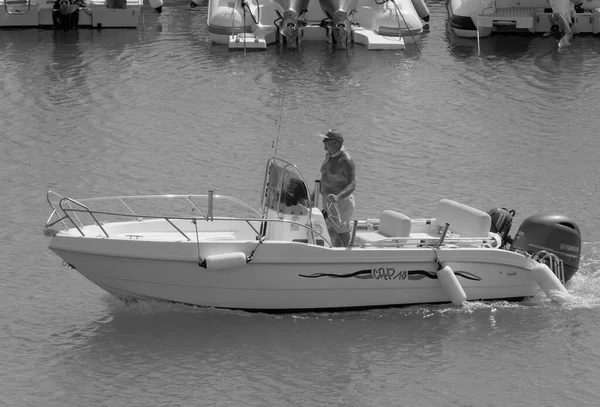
0, 0, 156, 29
43, 156, 581, 312
446, 0, 600, 47
206, 0, 429, 50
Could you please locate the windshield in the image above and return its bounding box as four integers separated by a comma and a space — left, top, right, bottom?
261, 157, 310, 217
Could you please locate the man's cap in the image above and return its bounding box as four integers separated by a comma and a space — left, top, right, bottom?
318, 129, 344, 143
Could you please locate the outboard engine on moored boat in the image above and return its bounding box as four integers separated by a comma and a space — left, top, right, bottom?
53, 0, 84, 32
318, 0, 358, 49
511, 214, 581, 283
547, 12, 572, 48
274, 0, 310, 48
546, 0, 573, 48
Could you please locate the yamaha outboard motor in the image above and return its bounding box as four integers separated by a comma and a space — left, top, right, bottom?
511, 214, 581, 282
488, 207, 516, 248
319, 0, 358, 49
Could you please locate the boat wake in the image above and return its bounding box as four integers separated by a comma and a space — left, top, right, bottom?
102, 295, 276, 318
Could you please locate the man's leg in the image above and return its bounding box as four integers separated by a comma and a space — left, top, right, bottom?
327, 225, 342, 247
338, 231, 350, 247
336, 195, 355, 247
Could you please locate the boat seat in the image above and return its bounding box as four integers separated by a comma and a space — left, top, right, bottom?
354, 210, 412, 245
435, 199, 491, 238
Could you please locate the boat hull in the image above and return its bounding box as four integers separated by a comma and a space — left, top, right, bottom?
0, 0, 143, 28
207, 0, 424, 50
446, 0, 485, 38
447, 0, 600, 39
43, 159, 579, 311
51, 236, 540, 311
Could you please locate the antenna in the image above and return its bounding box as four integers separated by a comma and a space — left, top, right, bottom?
273, 94, 285, 157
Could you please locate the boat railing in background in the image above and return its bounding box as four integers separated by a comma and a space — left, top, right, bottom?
3, 0, 32, 14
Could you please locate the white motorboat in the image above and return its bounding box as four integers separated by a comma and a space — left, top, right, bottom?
43, 156, 582, 312
0, 0, 162, 29
446, 0, 600, 47
206, 0, 430, 50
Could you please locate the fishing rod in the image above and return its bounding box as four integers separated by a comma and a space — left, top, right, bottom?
272, 94, 285, 157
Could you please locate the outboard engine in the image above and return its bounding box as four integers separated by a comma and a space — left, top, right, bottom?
274, 0, 310, 49
53, 0, 82, 32
318, 0, 358, 49
487, 207, 516, 248
547, 12, 572, 48
511, 214, 581, 282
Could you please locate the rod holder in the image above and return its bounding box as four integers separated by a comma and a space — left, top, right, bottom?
313, 180, 321, 208
436, 223, 450, 248
207, 190, 214, 221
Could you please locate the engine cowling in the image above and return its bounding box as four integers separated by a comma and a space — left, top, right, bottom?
511, 214, 581, 282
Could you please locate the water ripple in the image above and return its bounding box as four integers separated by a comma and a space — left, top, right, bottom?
2, 3, 600, 406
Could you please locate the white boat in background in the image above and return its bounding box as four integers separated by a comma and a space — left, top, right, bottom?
446, 0, 600, 46
0, 0, 162, 29
207, 0, 430, 50
43, 156, 582, 312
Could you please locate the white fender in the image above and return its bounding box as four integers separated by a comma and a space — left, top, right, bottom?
373, 2, 423, 41
531, 263, 569, 297
410, 0, 429, 22
149, 0, 163, 13
200, 252, 247, 270
437, 265, 466, 306
575, 0, 600, 10
43, 228, 58, 237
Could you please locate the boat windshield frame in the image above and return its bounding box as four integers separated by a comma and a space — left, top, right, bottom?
260, 156, 313, 219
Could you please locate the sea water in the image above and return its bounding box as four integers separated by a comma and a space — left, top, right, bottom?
1, 2, 600, 406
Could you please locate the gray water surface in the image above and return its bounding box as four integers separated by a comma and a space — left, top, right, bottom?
1, 3, 600, 406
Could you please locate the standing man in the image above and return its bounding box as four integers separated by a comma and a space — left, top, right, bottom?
317, 129, 356, 247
